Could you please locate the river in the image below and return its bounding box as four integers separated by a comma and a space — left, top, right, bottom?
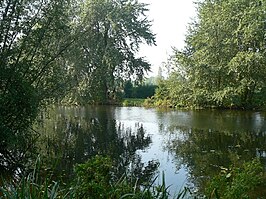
36, 106, 266, 197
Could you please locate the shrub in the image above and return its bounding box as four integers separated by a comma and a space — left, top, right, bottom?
206, 158, 263, 199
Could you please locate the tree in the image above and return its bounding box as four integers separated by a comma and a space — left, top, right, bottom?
0, 0, 155, 171
0, 0, 77, 171
124, 81, 134, 98
153, 0, 266, 109
68, 0, 156, 104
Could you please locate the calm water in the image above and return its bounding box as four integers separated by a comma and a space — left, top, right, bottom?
37, 106, 266, 197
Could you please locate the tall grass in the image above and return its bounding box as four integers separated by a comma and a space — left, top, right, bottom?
0, 156, 73, 199
0, 159, 206, 199
1, 156, 263, 199
0, 156, 175, 199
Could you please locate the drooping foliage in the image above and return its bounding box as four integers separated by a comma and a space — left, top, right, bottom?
64, 0, 156, 104
151, 0, 266, 109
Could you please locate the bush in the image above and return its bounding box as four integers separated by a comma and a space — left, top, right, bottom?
73, 155, 114, 198
72, 155, 170, 199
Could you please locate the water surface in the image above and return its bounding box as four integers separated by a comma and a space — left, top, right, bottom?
37, 106, 266, 196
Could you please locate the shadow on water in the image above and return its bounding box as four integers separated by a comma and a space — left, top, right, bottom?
35, 105, 158, 183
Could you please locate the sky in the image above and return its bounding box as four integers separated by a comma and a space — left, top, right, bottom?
138, 0, 197, 77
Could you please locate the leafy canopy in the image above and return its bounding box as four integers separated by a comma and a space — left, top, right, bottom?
151, 0, 266, 109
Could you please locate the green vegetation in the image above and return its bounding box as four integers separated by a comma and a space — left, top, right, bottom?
1, 156, 264, 199
150, 0, 266, 109
122, 80, 157, 106
122, 98, 146, 107
1, 157, 68, 199
63, 0, 155, 105
206, 159, 264, 199
1, 0, 72, 173
0, 0, 155, 171
0, 156, 172, 199
124, 81, 157, 99
73, 155, 169, 199
1, 0, 266, 198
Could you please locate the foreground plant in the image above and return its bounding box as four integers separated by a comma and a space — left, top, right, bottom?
0, 157, 72, 199
2, 156, 263, 199
206, 158, 264, 199
72, 155, 172, 199
0, 155, 170, 199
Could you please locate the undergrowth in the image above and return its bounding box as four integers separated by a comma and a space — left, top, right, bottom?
0, 156, 264, 199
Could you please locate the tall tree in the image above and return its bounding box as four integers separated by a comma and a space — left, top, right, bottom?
68, 0, 156, 104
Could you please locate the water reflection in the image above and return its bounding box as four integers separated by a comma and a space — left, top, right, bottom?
157, 110, 266, 193
36, 106, 157, 183
36, 106, 266, 197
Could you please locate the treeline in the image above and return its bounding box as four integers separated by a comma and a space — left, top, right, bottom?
149, 0, 266, 109
124, 81, 157, 99
0, 0, 155, 171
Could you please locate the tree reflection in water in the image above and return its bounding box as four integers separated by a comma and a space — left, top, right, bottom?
36, 106, 158, 184
164, 126, 266, 193
35, 107, 266, 195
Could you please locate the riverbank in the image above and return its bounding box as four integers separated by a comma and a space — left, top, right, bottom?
122, 98, 146, 107
143, 96, 266, 111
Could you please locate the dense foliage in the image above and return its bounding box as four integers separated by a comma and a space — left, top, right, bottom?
63, 0, 155, 104
0, 0, 155, 171
150, 0, 266, 109
206, 159, 264, 199
0, 155, 170, 199
73, 155, 165, 199
1, 0, 266, 198
0, 0, 75, 172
